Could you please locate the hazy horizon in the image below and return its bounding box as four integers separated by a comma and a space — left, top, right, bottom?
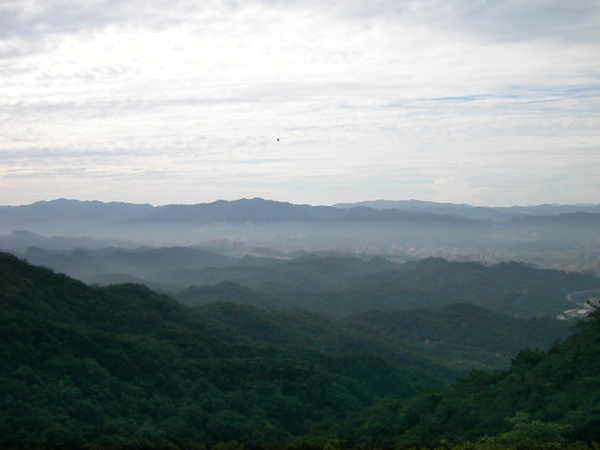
2, 0, 599, 207
2, 196, 600, 209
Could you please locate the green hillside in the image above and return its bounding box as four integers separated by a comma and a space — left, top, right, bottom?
1, 251, 596, 449
341, 303, 569, 372
174, 257, 599, 318
328, 311, 600, 449
17, 245, 599, 319
193, 301, 568, 374
0, 252, 435, 449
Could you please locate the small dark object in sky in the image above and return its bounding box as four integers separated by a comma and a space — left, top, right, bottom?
277, 138, 280, 141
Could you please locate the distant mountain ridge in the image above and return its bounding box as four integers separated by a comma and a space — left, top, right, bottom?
20, 245, 237, 287
0, 230, 139, 252
127, 197, 348, 225
0, 198, 153, 224
2, 197, 598, 231
334, 199, 600, 220
2, 197, 599, 225
1, 197, 599, 251
0, 197, 489, 237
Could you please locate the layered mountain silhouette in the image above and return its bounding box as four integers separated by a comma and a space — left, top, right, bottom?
335, 199, 600, 219
2, 197, 599, 231
1, 198, 599, 266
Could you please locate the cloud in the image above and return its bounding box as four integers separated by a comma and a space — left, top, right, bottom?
0, 0, 598, 206
428, 0, 600, 44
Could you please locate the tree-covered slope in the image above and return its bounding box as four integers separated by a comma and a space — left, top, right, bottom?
192, 301, 569, 375
173, 257, 599, 318
341, 303, 570, 371
192, 301, 458, 384
160, 253, 399, 295
329, 311, 600, 449
299, 258, 600, 317
0, 252, 434, 449
14, 244, 599, 319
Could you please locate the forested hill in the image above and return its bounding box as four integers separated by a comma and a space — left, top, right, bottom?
2, 251, 596, 449
192, 301, 569, 373
20, 245, 597, 319
329, 310, 600, 449
174, 257, 600, 318
0, 252, 441, 448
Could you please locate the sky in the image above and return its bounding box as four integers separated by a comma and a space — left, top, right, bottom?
1, 0, 599, 207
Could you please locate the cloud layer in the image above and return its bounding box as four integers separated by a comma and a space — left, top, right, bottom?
1, 0, 599, 206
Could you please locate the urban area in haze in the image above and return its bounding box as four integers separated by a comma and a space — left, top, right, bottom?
1, 0, 599, 448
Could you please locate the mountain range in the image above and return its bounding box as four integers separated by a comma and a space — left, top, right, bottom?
334, 199, 600, 220
1, 198, 599, 252
2, 197, 599, 229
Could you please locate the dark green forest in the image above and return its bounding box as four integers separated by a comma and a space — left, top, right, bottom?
21, 247, 600, 318
1, 251, 599, 449
166, 256, 600, 318
327, 309, 600, 449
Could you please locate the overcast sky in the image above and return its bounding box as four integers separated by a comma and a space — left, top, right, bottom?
1, 0, 599, 206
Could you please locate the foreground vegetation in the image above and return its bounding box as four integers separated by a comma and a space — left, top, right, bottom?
1, 252, 599, 448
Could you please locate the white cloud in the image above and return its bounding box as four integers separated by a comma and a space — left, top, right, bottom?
0, 0, 598, 206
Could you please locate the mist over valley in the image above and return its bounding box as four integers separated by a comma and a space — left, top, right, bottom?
2, 197, 599, 271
